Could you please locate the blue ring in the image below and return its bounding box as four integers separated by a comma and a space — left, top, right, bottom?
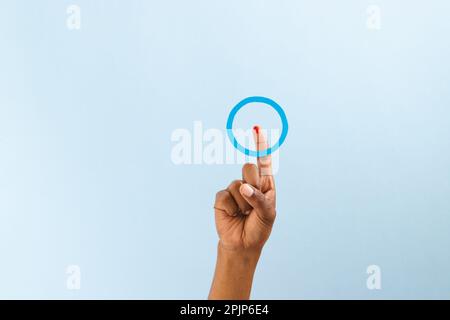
226, 96, 288, 157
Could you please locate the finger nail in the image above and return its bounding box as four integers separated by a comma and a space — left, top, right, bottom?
240, 184, 254, 197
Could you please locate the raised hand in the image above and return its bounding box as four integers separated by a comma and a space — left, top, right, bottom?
209, 125, 277, 300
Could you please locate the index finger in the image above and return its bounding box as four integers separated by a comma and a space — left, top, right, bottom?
252, 125, 273, 177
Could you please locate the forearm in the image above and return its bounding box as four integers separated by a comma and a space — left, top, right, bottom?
208, 242, 261, 300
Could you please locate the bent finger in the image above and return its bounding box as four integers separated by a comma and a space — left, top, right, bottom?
214, 190, 239, 216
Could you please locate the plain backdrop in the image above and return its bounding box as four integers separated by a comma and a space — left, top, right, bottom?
0, 0, 449, 299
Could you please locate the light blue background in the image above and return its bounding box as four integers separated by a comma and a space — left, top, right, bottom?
1, 0, 449, 299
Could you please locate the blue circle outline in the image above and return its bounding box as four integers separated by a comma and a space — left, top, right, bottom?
226, 96, 288, 157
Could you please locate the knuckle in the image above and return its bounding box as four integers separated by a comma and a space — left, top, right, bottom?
229, 180, 242, 189
242, 162, 257, 171
215, 190, 228, 202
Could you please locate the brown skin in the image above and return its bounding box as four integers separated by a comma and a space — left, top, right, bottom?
209, 126, 276, 300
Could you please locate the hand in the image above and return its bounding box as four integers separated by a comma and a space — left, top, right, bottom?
213, 125, 276, 253
209, 125, 277, 299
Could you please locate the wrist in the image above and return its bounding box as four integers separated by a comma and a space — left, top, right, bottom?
217, 241, 262, 265
209, 242, 261, 300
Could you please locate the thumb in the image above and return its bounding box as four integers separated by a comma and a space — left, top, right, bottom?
239, 183, 267, 212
